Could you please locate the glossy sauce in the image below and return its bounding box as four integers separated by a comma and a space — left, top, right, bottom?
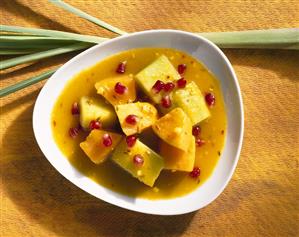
51, 48, 227, 199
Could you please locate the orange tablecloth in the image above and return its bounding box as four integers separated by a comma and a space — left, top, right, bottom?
1, 1, 298, 236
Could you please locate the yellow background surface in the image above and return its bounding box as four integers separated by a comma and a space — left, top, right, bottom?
1, 1, 298, 236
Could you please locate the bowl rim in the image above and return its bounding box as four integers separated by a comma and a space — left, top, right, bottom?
33, 29, 244, 215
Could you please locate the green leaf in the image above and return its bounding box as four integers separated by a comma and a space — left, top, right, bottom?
0, 42, 92, 70
197, 28, 299, 49
0, 68, 57, 98
0, 49, 39, 55
0, 25, 107, 44
49, 0, 127, 35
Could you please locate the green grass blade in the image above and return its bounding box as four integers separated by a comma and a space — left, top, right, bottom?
0, 49, 38, 55
0, 25, 108, 44
0, 68, 57, 98
49, 0, 127, 35
197, 28, 299, 49
0, 42, 91, 70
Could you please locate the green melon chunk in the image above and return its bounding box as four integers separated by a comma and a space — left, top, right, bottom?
135, 55, 181, 103
79, 96, 117, 130
173, 81, 210, 124
111, 139, 164, 187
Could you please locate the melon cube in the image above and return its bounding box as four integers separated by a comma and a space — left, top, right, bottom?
79, 96, 117, 130
95, 75, 136, 106
115, 102, 158, 136
135, 55, 181, 103
152, 108, 192, 151
159, 137, 195, 172
111, 139, 164, 187
80, 129, 122, 164
173, 81, 210, 124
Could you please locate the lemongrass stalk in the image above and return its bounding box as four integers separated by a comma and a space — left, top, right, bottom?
49, 0, 127, 35
0, 25, 107, 44
197, 28, 299, 49
0, 68, 57, 98
0, 49, 38, 55
0, 42, 91, 70
0, 35, 73, 42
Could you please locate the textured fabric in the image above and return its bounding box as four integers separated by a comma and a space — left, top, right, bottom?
1, 1, 298, 236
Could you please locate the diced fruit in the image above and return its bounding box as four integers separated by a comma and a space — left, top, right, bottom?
173, 81, 210, 125
80, 129, 122, 164
135, 55, 181, 103
79, 96, 117, 130
95, 75, 136, 106
115, 102, 158, 136
111, 139, 164, 187
159, 136, 195, 172
152, 108, 192, 151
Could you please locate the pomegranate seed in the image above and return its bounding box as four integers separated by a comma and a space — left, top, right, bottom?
133, 154, 144, 166
102, 133, 112, 147
125, 114, 138, 125
152, 80, 165, 94
177, 78, 187, 88
205, 93, 215, 106
161, 95, 172, 108
196, 138, 205, 147
114, 82, 127, 94
189, 167, 200, 178
126, 135, 137, 147
71, 102, 80, 115
116, 61, 126, 74
178, 64, 187, 74
89, 120, 102, 130
164, 82, 175, 92
192, 125, 201, 137
69, 127, 79, 138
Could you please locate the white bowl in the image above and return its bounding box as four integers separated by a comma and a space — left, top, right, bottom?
33, 30, 244, 215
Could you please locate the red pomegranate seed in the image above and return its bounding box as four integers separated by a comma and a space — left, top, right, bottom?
178, 64, 187, 74
152, 80, 165, 94
195, 138, 205, 147
189, 167, 200, 178
69, 127, 79, 138
114, 82, 127, 94
125, 114, 138, 125
89, 120, 102, 130
177, 78, 187, 88
116, 61, 126, 74
71, 102, 80, 115
126, 135, 137, 147
192, 125, 201, 137
205, 93, 215, 106
164, 82, 175, 92
133, 154, 144, 166
161, 95, 172, 108
102, 133, 112, 147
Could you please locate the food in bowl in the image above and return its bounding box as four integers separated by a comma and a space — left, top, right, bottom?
51, 47, 227, 199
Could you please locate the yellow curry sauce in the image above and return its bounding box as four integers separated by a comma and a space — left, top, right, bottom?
51, 48, 227, 199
